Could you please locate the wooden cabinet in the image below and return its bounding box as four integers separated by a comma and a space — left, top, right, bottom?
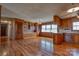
53, 34, 64, 44
64, 33, 72, 43
61, 18, 71, 29
72, 34, 79, 44
53, 15, 61, 26
15, 19, 23, 40
62, 20, 67, 28
67, 19, 71, 28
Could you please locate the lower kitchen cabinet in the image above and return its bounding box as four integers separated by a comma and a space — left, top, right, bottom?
64, 33, 72, 43
53, 34, 64, 44
72, 34, 79, 44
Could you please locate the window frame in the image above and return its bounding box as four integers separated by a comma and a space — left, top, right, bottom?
51, 24, 58, 33
41, 24, 58, 33
73, 22, 79, 31
41, 25, 46, 32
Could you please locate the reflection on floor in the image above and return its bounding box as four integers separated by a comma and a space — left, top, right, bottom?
0, 37, 79, 56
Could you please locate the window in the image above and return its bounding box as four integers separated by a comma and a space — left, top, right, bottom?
73, 22, 79, 30
42, 25, 46, 32
45, 25, 51, 32
41, 24, 57, 33
51, 25, 57, 33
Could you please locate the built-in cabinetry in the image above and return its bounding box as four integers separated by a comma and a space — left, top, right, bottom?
53, 34, 64, 44
63, 33, 79, 44
39, 15, 79, 44
61, 18, 71, 29
53, 15, 61, 26
15, 19, 23, 40
64, 33, 72, 43
72, 34, 79, 44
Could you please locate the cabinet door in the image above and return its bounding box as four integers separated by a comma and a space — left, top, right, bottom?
62, 20, 68, 28
67, 19, 71, 28
62, 19, 71, 29
15, 21, 23, 40
73, 34, 79, 44
54, 16, 61, 26
64, 33, 72, 43
54, 34, 64, 44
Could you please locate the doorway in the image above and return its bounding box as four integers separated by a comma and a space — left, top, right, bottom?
1, 23, 8, 36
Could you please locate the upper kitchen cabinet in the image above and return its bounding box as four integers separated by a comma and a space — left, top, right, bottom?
61, 18, 71, 29
53, 15, 62, 26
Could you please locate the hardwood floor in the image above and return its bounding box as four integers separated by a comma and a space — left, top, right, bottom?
54, 43, 79, 56
0, 37, 79, 56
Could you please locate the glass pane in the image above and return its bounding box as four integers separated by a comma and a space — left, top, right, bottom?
73, 22, 79, 25
76, 22, 79, 25
42, 29, 46, 32
52, 25, 57, 28
45, 25, 51, 32
73, 26, 77, 30
73, 22, 77, 25
77, 26, 79, 30
51, 24, 57, 33
42, 25, 45, 29
42, 25, 46, 32
46, 25, 51, 29
73, 22, 79, 30
45, 28, 51, 32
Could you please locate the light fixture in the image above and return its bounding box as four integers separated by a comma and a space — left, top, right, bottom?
67, 7, 79, 13
67, 3, 79, 18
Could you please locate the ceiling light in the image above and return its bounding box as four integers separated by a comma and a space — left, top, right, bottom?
67, 7, 79, 13
66, 3, 79, 18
